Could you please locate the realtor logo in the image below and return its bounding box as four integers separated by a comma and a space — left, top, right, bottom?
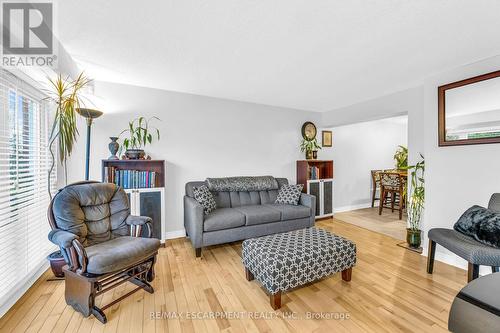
1, 1, 56, 67
2, 2, 52, 54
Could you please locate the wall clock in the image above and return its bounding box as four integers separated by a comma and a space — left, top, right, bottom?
301, 121, 317, 141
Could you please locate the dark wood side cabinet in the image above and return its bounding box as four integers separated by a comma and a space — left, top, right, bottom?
296, 160, 334, 218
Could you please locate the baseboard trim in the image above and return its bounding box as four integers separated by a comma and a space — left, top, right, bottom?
164, 229, 186, 240
334, 202, 372, 213
0, 260, 50, 318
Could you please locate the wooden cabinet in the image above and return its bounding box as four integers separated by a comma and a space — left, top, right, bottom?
297, 160, 334, 218
307, 179, 334, 218
125, 188, 165, 241
102, 159, 166, 242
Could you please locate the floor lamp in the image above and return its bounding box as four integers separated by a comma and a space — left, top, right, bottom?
76, 108, 103, 180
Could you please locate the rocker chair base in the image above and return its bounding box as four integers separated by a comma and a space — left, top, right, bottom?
63, 254, 157, 324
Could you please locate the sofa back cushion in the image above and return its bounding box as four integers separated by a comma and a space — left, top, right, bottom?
185, 177, 289, 208
52, 182, 130, 246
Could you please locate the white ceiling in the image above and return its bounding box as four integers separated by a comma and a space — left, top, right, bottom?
57, 0, 500, 112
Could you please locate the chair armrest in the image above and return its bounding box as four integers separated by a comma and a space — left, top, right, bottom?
300, 193, 316, 227
184, 196, 204, 248
125, 215, 152, 225
48, 229, 87, 273
126, 215, 153, 238
48, 229, 78, 249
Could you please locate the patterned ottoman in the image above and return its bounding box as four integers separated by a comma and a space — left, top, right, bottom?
242, 227, 356, 310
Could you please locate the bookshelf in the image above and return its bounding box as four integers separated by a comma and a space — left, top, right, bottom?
297, 160, 334, 218
102, 159, 166, 241
296, 160, 333, 193
102, 160, 165, 188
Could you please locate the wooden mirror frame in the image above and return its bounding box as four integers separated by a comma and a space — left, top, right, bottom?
438, 70, 500, 147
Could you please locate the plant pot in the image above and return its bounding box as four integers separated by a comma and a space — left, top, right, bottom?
305, 150, 313, 160
108, 137, 119, 160
47, 251, 66, 277
312, 150, 318, 159
406, 228, 422, 248
125, 149, 145, 160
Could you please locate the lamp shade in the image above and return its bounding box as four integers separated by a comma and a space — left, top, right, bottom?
76, 108, 103, 119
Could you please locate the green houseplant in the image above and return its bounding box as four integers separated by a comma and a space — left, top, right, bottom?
119, 116, 160, 159
300, 138, 321, 159
46, 73, 91, 198
406, 154, 425, 248
393, 145, 408, 170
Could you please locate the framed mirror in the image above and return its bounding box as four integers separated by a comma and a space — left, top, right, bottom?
438, 70, 500, 146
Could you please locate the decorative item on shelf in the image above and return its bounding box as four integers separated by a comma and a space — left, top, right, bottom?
406, 154, 425, 249
77, 108, 104, 180
108, 137, 119, 160
119, 116, 160, 160
300, 138, 321, 160
45, 72, 91, 197
393, 145, 408, 170
322, 130, 332, 147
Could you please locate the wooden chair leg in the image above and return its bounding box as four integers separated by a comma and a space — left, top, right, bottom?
371, 186, 376, 207
245, 267, 254, 281
492, 266, 499, 273
467, 263, 479, 282
342, 267, 352, 281
391, 192, 395, 212
427, 240, 436, 274
64, 269, 95, 318
379, 189, 385, 215
270, 291, 281, 310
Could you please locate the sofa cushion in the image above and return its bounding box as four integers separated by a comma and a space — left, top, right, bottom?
204, 208, 246, 232
193, 185, 217, 214
234, 205, 281, 226
265, 204, 310, 221
206, 176, 279, 192
275, 184, 304, 205
86, 236, 160, 274
230, 191, 261, 207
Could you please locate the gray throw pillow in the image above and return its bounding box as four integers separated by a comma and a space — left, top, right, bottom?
454, 205, 500, 248
193, 185, 217, 214
275, 184, 304, 205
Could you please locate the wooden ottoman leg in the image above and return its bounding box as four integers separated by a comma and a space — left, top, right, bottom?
342, 267, 352, 282
245, 267, 254, 281
270, 291, 281, 310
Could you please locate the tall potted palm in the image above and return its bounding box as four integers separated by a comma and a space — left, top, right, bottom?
46, 73, 91, 198
406, 154, 425, 248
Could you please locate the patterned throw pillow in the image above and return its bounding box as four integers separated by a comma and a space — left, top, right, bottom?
275, 184, 304, 205
193, 185, 217, 214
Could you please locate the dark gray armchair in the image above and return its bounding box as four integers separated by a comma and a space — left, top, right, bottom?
48, 181, 161, 323
427, 194, 500, 282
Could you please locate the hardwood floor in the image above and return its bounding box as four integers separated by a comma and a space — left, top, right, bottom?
0, 218, 468, 333
335, 207, 407, 240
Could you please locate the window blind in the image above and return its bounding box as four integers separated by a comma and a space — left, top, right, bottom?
0, 68, 56, 310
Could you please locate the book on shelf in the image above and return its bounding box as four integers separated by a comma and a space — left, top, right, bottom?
310, 166, 320, 180
104, 166, 157, 189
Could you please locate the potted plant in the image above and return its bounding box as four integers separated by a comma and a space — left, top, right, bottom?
393, 145, 408, 170
119, 116, 160, 159
46, 72, 91, 197
406, 154, 425, 248
300, 138, 321, 159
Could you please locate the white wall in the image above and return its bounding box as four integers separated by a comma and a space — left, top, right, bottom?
422, 55, 500, 274
64, 81, 319, 236
321, 117, 408, 211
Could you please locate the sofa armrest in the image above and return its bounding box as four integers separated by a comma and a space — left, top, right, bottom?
184, 196, 204, 248
48, 229, 78, 249
300, 193, 316, 226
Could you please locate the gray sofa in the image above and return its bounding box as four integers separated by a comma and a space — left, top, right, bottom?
184, 177, 316, 257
